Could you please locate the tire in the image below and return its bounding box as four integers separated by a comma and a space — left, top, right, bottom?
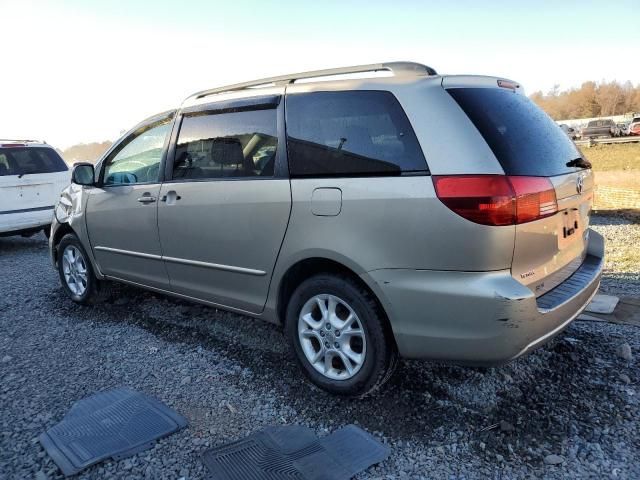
43, 225, 51, 239
57, 233, 110, 304
285, 273, 398, 397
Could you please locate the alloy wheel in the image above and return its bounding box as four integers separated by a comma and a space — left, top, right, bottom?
62, 245, 88, 296
297, 294, 367, 380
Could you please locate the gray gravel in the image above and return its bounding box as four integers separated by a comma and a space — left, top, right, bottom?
591, 214, 640, 297
1, 214, 639, 479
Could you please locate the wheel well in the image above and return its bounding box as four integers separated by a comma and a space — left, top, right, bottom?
51, 223, 74, 265
276, 258, 395, 343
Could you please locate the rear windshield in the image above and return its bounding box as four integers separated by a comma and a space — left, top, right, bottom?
0, 147, 68, 176
448, 88, 587, 176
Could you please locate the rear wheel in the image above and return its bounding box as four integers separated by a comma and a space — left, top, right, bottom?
57, 234, 110, 304
285, 273, 397, 397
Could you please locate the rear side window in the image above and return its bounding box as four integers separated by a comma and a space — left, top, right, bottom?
173, 108, 277, 180
0, 147, 68, 176
286, 91, 427, 177
448, 88, 586, 177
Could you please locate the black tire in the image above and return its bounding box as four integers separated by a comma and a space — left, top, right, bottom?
285, 273, 398, 397
57, 233, 111, 304
43, 225, 51, 239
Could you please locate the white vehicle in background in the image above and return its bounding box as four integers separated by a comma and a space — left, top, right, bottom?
0, 140, 70, 237
559, 123, 579, 140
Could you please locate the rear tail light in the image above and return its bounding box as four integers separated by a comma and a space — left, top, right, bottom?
433, 175, 558, 226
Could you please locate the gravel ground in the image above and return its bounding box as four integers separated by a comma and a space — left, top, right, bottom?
591, 214, 640, 298
1, 214, 639, 479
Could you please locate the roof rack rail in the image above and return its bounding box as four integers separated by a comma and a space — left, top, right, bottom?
0, 139, 45, 144
186, 61, 437, 102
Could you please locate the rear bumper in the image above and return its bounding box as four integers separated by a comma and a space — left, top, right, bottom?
365, 229, 604, 364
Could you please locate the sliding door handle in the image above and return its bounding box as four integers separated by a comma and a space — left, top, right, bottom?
137, 195, 156, 204
161, 191, 181, 204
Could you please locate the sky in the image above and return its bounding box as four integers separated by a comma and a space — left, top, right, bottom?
1, 0, 638, 149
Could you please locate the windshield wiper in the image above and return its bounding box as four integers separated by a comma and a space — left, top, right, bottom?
566, 158, 591, 169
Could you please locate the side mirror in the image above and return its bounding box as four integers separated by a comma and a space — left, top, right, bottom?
71, 162, 95, 186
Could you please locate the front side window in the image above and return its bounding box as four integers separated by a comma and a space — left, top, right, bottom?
172, 108, 277, 180
0, 147, 67, 176
286, 91, 427, 177
103, 121, 171, 185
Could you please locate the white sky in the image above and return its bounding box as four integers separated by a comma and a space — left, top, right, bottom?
1, 0, 638, 149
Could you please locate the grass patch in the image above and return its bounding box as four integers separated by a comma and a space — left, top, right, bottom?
581, 144, 640, 212
582, 143, 640, 172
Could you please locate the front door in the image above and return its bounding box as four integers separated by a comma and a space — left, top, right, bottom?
157, 95, 291, 314
86, 116, 173, 289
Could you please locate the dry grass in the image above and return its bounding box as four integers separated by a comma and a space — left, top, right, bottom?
593, 171, 640, 190
580, 143, 640, 213
582, 143, 640, 173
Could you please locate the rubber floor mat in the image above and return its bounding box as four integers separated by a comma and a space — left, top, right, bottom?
39, 387, 187, 476
202, 424, 390, 480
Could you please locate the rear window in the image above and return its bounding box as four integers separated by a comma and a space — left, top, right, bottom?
448, 88, 586, 177
0, 147, 68, 176
286, 91, 427, 177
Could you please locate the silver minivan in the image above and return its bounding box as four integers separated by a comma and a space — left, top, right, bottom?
50, 62, 603, 396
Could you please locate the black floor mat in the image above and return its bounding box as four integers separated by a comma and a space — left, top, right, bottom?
39, 387, 188, 476
202, 424, 390, 480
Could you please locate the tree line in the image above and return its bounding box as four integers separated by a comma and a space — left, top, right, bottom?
62, 141, 113, 164
530, 81, 640, 120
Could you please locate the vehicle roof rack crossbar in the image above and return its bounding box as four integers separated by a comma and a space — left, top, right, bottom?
187, 61, 437, 102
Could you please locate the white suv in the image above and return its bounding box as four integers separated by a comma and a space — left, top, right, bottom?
0, 140, 70, 237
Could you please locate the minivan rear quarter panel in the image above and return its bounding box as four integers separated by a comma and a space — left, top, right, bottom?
278, 176, 515, 273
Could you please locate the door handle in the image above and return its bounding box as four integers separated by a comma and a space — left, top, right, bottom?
137, 195, 156, 204
161, 191, 181, 204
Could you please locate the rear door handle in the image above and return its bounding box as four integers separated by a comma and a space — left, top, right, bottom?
161, 190, 181, 204
137, 195, 156, 204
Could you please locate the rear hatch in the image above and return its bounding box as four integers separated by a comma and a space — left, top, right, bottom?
444, 81, 593, 296
0, 145, 69, 213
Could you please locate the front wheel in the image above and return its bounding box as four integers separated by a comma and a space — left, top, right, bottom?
285, 273, 398, 397
57, 234, 110, 304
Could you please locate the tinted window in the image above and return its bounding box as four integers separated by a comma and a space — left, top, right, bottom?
0, 147, 67, 176
104, 121, 171, 185
173, 109, 277, 180
448, 88, 587, 176
286, 91, 427, 177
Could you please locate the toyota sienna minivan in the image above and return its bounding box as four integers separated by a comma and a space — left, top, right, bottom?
50, 62, 603, 396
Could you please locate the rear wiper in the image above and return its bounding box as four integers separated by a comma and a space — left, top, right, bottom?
566, 158, 591, 169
